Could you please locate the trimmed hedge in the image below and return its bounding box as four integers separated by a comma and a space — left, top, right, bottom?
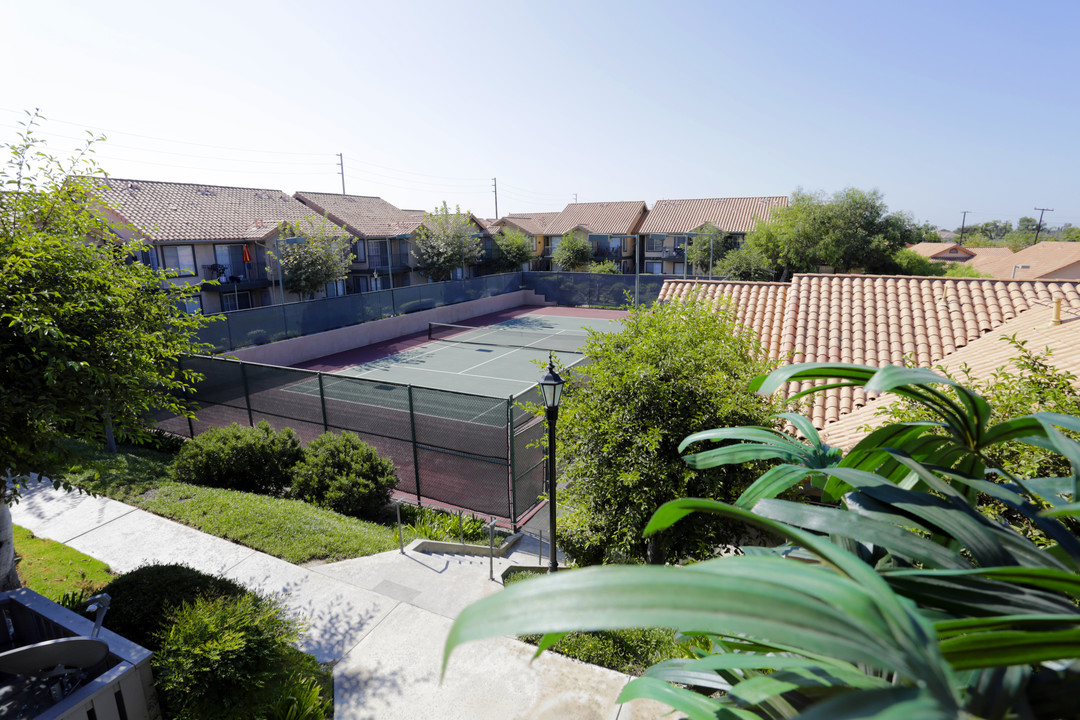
99, 563, 246, 652
169, 421, 302, 494
291, 432, 397, 519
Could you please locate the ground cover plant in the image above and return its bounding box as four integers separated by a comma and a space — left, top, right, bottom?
12, 525, 113, 602
447, 363, 1080, 719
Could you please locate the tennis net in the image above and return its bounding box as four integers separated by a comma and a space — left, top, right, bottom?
428, 322, 588, 353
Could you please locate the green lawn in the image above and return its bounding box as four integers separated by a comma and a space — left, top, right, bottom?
58, 438, 424, 564
14, 525, 115, 602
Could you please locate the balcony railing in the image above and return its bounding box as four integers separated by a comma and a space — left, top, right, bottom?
660, 248, 686, 260
368, 252, 412, 268
201, 263, 269, 283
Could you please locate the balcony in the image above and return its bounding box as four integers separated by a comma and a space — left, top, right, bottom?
660, 248, 686, 260
200, 263, 271, 293
365, 253, 412, 275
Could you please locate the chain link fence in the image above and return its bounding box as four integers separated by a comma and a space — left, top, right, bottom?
154, 356, 546, 528
196, 270, 676, 353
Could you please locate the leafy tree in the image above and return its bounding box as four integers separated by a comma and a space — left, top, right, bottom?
1018, 216, 1039, 234
272, 215, 354, 299
715, 244, 777, 281
684, 222, 737, 274
588, 259, 621, 274
547, 298, 780, 566
746, 187, 934, 279
412, 201, 482, 281
448, 363, 1080, 719
942, 261, 991, 278
489, 227, 535, 273
552, 229, 593, 271
1004, 230, 1037, 253
0, 113, 212, 590
889, 247, 946, 276
956, 220, 1012, 240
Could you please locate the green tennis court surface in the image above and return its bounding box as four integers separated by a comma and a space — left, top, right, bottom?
285, 314, 620, 425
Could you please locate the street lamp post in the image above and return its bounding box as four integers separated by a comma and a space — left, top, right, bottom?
538, 355, 565, 573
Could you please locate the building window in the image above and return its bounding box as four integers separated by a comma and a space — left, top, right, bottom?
646, 236, 664, 253
672, 262, 685, 275
161, 245, 196, 277
646, 261, 663, 274
177, 295, 203, 314
353, 240, 366, 262
325, 280, 346, 298
222, 291, 252, 311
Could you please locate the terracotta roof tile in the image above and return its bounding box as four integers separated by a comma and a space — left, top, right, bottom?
294, 191, 417, 238
492, 212, 561, 236
95, 178, 331, 242
977, 242, 1080, 280
638, 196, 788, 235
820, 301, 1080, 448
545, 201, 648, 236
661, 273, 1080, 432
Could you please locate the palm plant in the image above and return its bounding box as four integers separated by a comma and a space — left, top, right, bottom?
444, 363, 1080, 719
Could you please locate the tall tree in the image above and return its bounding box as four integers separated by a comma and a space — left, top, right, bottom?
272, 215, 355, 299
685, 222, 738, 274
0, 113, 212, 590
412, 201, 482, 281
547, 298, 779, 566
746, 188, 934, 279
552, 229, 593, 271
489, 227, 535, 273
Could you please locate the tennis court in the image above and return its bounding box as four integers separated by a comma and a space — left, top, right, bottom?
162, 307, 625, 526
293, 311, 621, 404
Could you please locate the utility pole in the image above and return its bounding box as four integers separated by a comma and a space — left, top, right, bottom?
337, 153, 346, 195
958, 210, 970, 245
1034, 207, 1054, 244
492, 178, 498, 219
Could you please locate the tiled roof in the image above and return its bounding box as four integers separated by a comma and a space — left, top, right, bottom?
908, 242, 976, 259
294, 192, 414, 238
662, 274, 1080, 430
95, 179, 330, 242
820, 302, 1080, 449
493, 212, 560, 236
657, 280, 790, 360
639, 196, 788, 235
544, 201, 648, 236
976, 242, 1080, 280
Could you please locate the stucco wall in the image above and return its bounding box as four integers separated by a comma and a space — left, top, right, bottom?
227, 289, 550, 366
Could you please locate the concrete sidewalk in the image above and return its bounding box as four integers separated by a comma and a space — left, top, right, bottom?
11, 484, 677, 719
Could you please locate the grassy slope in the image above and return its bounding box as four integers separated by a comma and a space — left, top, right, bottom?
14, 525, 115, 601
58, 438, 422, 564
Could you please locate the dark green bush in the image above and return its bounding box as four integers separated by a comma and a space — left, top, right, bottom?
153, 593, 321, 720
291, 432, 397, 519
169, 420, 302, 494
100, 563, 246, 652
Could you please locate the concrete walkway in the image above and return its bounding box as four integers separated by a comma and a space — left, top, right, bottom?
11, 484, 677, 719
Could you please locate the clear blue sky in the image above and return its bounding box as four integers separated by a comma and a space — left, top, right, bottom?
5, 0, 1078, 229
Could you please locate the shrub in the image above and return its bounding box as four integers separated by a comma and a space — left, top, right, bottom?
292, 432, 397, 519
153, 593, 315, 720
169, 421, 302, 494
100, 563, 246, 652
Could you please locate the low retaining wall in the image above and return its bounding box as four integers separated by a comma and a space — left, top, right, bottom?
228, 289, 549, 367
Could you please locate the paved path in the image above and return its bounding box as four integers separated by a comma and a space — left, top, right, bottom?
11, 484, 676, 719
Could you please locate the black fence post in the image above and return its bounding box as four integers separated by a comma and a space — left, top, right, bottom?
317, 373, 329, 432
407, 385, 422, 507
239, 360, 254, 427
506, 396, 516, 531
